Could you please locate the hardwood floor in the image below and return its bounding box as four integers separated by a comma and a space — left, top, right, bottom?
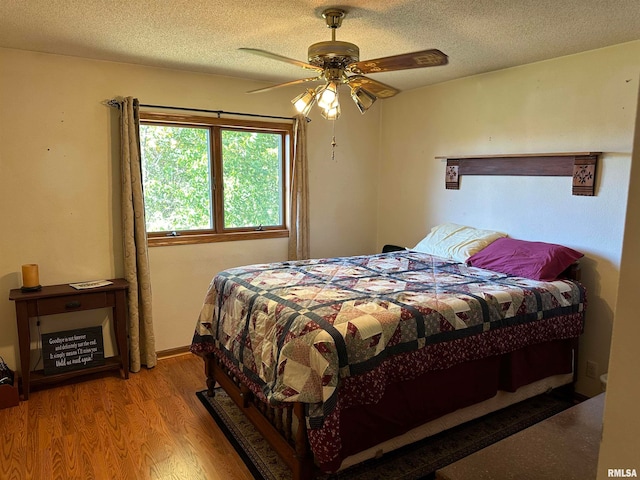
0, 354, 254, 480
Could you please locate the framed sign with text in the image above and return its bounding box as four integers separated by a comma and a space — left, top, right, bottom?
42, 326, 105, 375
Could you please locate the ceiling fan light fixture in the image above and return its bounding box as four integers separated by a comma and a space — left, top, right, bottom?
321, 103, 341, 120
316, 81, 339, 110
291, 89, 316, 115
350, 86, 377, 114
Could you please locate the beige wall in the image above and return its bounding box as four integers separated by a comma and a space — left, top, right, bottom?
0, 47, 380, 365
378, 41, 640, 396
1, 40, 638, 402
597, 78, 640, 477
2, 36, 640, 470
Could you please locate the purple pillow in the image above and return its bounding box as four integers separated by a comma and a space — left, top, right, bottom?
467, 238, 583, 281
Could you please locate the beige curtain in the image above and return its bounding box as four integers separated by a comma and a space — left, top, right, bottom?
120, 97, 157, 372
288, 115, 310, 260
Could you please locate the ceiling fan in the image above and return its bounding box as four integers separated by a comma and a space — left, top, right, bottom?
240, 8, 448, 119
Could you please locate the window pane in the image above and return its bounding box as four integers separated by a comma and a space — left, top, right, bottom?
221, 130, 283, 229
140, 124, 212, 232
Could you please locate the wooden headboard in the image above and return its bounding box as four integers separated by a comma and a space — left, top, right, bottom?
436, 152, 600, 196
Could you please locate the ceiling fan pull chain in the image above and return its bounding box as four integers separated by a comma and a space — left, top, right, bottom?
331, 120, 337, 161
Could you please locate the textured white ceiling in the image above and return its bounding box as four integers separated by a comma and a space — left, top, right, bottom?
1, 0, 639, 93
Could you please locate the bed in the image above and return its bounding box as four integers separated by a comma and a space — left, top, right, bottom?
190, 226, 586, 479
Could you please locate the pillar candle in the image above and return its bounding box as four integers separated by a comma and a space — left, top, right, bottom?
22, 264, 40, 288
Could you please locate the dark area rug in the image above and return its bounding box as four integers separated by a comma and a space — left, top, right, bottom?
196, 388, 574, 480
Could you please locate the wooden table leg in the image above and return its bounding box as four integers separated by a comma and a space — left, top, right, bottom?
113, 289, 129, 378
15, 301, 31, 400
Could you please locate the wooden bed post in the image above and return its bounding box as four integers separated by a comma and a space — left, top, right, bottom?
293, 402, 314, 480
572, 337, 580, 386
204, 353, 216, 397
201, 351, 317, 478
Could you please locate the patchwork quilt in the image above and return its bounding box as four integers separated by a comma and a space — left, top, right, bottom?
191, 251, 586, 425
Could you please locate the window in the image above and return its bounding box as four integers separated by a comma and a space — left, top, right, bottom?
139, 112, 292, 246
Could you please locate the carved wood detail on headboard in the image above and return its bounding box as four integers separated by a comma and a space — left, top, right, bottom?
437, 152, 600, 196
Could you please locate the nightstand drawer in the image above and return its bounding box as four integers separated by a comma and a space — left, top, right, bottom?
36, 292, 108, 316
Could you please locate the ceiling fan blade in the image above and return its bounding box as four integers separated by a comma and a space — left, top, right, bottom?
349, 49, 448, 74
247, 76, 322, 94
346, 75, 399, 99
240, 48, 323, 72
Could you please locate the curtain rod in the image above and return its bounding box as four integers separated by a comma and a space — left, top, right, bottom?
106, 99, 310, 122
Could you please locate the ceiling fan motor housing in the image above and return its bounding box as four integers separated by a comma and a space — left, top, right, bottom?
308, 41, 360, 69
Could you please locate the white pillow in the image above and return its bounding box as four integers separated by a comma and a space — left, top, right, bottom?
413, 223, 507, 263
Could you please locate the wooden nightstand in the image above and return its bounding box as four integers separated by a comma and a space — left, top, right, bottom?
9, 279, 129, 400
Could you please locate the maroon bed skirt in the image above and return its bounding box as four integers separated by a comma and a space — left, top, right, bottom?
324, 338, 574, 471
